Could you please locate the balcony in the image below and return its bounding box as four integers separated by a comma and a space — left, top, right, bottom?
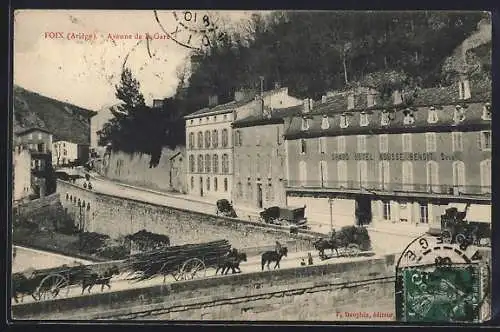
285, 180, 491, 198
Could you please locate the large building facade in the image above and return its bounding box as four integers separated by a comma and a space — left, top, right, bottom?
232, 104, 303, 209
184, 87, 302, 201
284, 80, 491, 231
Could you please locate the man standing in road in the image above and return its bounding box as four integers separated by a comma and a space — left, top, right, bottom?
275, 241, 282, 254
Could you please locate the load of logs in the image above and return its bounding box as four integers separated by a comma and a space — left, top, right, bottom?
122, 239, 231, 280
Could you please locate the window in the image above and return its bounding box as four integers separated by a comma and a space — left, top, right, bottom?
222, 129, 229, 147
381, 111, 390, 126
347, 94, 354, 110
205, 154, 211, 173
482, 103, 491, 121
402, 134, 412, 153
452, 161, 466, 193
234, 130, 241, 146
38, 133, 42, 140
337, 136, 346, 153
212, 130, 219, 148
268, 184, 274, 201
247, 182, 252, 200
402, 161, 414, 191
340, 114, 349, 128
426, 161, 440, 193
321, 116, 330, 130
299, 161, 307, 186
458, 80, 471, 100
224, 178, 228, 192
222, 154, 229, 174
357, 135, 367, 153
378, 161, 390, 190
383, 201, 391, 220
452, 132, 463, 152
190, 120, 194, 125
428, 107, 438, 124
300, 139, 307, 154
28, 133, 33, 139
256, 154, 261, 175
319, 160, 328, 186
197, 132, 203, 148
403, 110, 415, 125
479, 131, 491, 151
223, 114, 227, 121
319, 137, 327, 154
213, 154, 219, 173
360, 112, 369, 127
419, 203, 428, 224
197, 155, 204, 173
207, 177, 211, 191
379, 134, 388, 153
190, 177, 194, 189
189, 155, 195, 173
301, 118, 310, 131
357, 161, 368, 187
480, 159, 491, 193
205, 130, 211, 148
189, 132, 194, 149
337, 161, 348, 187
236, 182, 242, 197
214, 177, 218, 191
425, 133, 437, 152
453, 105, 466, 124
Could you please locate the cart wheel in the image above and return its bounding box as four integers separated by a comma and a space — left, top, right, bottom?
35, 274, 69, 301
347, 244, 360, 257
180, 258, 206, 280
455, 233, 467, 245
441, 230, 453, 244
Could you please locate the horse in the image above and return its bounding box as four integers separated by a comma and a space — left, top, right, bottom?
261, 247, 288, 271
313, 237, 341, 259
216, 252, 247, 275
12, 271, 39, 303
81, 265, 120, 294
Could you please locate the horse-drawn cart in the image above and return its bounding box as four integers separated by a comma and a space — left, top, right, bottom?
440, 204, 491, 247
216, 199, 237, 218
123, 239, 232, 282
313, 226, 372, 260
12, 262, 89, 303
259, 206, 308, 229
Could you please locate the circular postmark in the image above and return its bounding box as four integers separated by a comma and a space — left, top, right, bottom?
153, 10, 224, 50
395, 235, 490, 323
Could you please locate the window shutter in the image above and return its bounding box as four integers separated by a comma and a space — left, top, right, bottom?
477, 132, 482, 149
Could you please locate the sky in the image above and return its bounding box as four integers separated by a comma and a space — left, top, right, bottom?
13, 10, 256, 111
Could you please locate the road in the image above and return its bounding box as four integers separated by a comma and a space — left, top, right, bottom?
13, 246, 93, 273
78, 175, 419, 255
11, 247, 378, 305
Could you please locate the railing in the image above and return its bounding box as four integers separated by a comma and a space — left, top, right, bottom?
285, 180, 491, 197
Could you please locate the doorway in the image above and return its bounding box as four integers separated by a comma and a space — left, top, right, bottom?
257, 184, 263, 208
199, 177, 204, 197
355, 196, 372, 226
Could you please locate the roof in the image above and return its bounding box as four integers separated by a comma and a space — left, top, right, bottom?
185, 87, 289, 119
13, 85, 94, 145
233, 104, 304, 128
15, 127, 52, 135
308, 80, 491, 116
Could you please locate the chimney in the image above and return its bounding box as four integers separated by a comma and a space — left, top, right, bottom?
302, 99, 310, 113
367, 89, 375, 107
459, 79, 471, 100
234, 90, 245, 102
208, 95, 218, 107
393, 90, 402, 105
321, 95, 327, 104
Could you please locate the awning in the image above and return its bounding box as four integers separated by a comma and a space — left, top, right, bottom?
447, 203, 468, 211
465, 204, 491, 224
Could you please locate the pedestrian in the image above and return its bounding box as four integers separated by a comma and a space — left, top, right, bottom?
275, 241, 282, 254
308, 252, 314, 265
300, 258, 306, 266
